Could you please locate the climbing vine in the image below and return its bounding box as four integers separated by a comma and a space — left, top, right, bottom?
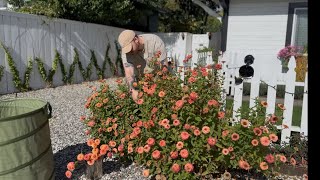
0, 65, 4, 82
0, 42, 33, 91
0, 41, 124, 92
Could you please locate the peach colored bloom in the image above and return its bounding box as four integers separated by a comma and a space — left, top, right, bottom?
87, 139, 94, 147
103, 98, 109, 103
184, 124, 191, 130
136, 147, 144, 154
164, 124, 171, 129
91, 153, 98, 161
143, 145, 151, 153
77, 153, 84, 161
100, 149, 107, 156
176, 141, 184, 150
117, 144, 124, 152
143, 169, 150, 177
189, 92, 198, 100
239, 160, 250, 170
147, 138, 155, 146
180, 149, 189, 158
170, 151, 179, 159
202, 107, 209, 114
240, 119, 250, 128
173, 119, 180, 126
136, 98, 144, 105
109, 140, 116, 147
290, 157, 296, 166
277, 103, 286, 110
253, 127, 262, 136
67, 162, 75, 171
133, 127, 141, 135
136, 120, 143, 127
222, 148, 229, 155
128, 146, 133, 154
208, 99, 219, 107
158, 91, 165, 97
171, 163, 180, 173
188, 77, 196, 83
65, 170, 72, 179
161, 119, 169, 125
228, 146, 234, 152
207, 137, 217, 146
202, 126, 210, 134
95, 103, 102, 108
251, 139, 259, 146
231, 133, 240, 141
269, 114, 278, 123
171, 114, 178, 119
184, 163, 194, 172
260, 136, 270, 146
152, 150, 161, 160
119, 93, 126, 99
260, 162, 268, 170
194, 129, 201, 136
159, 140, 166, 147
269, 134, 278, 142
222, 130, 229, 137
87, 159, 95, 166
265, 154, 275, 163
107, 127, 113, 132
215, 63, 222, 70
151, 107, 158, 114
94, 139, 100, 146
218, 111, 225, 119
87, 120, 95, 127
181, 131, 190, 140
175, 100, 184, 108
84, 153, 91, 161
261, 101, 268, 107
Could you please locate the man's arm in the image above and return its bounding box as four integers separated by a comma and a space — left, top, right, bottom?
123, 62, 138, 100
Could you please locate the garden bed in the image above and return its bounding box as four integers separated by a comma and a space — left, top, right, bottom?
0, 77, 307, 180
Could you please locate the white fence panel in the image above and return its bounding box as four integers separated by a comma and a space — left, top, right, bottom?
300, 72, 308, 136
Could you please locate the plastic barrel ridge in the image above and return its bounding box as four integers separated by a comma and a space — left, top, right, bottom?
0, 98, 55, 180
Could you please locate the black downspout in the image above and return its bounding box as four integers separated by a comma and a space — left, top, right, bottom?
220, 0, 229, 52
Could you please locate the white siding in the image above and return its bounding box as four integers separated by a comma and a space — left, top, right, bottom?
226, 0, 307, 77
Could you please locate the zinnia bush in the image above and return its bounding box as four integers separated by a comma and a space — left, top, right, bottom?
66, 53, 288, 179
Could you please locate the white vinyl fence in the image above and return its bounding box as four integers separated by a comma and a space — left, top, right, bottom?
219, 52, 308, 144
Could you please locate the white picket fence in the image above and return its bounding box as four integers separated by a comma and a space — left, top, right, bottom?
219, 52, 308, 144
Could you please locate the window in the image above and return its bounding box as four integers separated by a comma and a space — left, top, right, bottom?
291, 8, 308, 47
285, 2, 308, 48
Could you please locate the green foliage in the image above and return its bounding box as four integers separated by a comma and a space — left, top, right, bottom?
0, 65, 4, 82
0, 42, 33, 91
196, 46, 214, 53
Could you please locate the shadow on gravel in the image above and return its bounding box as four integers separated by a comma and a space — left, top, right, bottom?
53, 143, 133, 180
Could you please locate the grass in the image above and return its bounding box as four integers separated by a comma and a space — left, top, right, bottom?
225, 99, 302, 127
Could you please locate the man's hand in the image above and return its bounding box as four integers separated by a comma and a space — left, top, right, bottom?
131, 89, 139, 101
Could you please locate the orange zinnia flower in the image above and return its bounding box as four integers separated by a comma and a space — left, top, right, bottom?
136, 98, 144, 105
181, 131, 190, 140
77, 153, 84, 161
152, 150, 161, 159
251, 139, 259, 146
184, 163, 194, 173
222, 130, 229, 137
208, 99, 219, 107
207, 137, 217, 146
159, 140, 166, 147
277, 103, 286, 110
142, 169, 150, 177
87, 139, 94, 147
170, 151, 178, 159
231, 133, 240, 141
176, 141, 184, 150
143, 145, 151, 153
137, 147, 144, 154
269, 114, 278, 124
261, 101, 268, 107
222, 148, 229, 155
184, 124, 191, 130
65, 170, 72, 179
218, 111, 225, 119
94, 139, 100, 146
109, 140, 116, 147
194, 129, 201, 136
147, 138, 155, 146
260, 162, 268, 170
260, 136, 270, 146
240, 119, 250, 128
228, 146, 234, 152
67, 162, 75, 171
171, 163, 180, 173
87, 159, 95, 166
128, 146, 133, 154
180, 149, 189, 158
202, 126, 210, 134
173, 119, 180, 126
269, 134, 278, 142
280, 155, 287, 163
158, 91, 165, 97
171, 114, 178, 119
290, 157, 296, 166
253, 127, 262, 136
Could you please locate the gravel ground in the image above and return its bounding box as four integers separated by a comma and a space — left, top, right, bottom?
0, 77, 306, 180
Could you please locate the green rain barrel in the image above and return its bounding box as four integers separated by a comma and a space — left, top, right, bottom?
0, 98, 55, 180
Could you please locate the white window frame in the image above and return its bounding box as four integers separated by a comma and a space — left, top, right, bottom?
290, 8, 308, 46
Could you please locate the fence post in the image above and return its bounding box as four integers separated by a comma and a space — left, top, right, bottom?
300, 71, 308, 136
249, 73, 260, 109
232, 79, 243, 123
281, 57, 296, 144
219, 53, 227, 111
266, 74, 277, 117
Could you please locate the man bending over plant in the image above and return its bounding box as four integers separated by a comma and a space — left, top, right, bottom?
118, 30, 168, 101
